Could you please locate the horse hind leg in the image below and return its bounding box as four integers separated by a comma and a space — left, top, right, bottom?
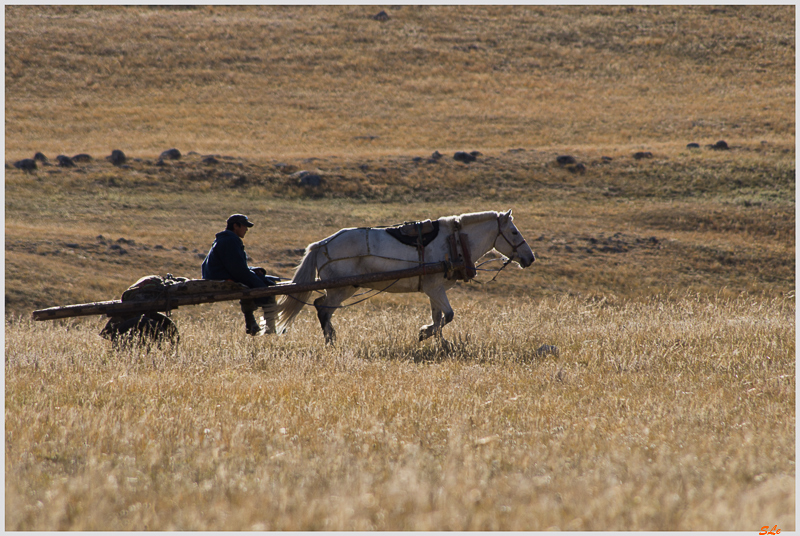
314, 287, 356, 345
314, 295, 336, 344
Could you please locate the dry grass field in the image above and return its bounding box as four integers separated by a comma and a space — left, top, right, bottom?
5, 296, 795, 530
5, 5, 795, 531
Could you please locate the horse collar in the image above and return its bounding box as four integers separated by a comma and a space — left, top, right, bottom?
447, 218, 476, 282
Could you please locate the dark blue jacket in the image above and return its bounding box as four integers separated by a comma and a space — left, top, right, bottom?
201, 230, 267, 288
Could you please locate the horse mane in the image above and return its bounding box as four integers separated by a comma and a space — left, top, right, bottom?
442, 211, 499, 226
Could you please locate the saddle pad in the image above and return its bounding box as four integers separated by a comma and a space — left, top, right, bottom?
385, 220, 440, 248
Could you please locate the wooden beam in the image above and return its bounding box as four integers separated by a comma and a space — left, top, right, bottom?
31, 261, 461, 321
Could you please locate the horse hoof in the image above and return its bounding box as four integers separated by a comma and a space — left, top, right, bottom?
324, 327, 337, 345
419, 325, 435, 341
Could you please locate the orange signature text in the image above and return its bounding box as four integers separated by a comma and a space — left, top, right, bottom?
759, 526, 781, 535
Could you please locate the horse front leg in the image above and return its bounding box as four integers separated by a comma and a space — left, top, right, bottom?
420, 286, 454, 341
419, 308, 442, 341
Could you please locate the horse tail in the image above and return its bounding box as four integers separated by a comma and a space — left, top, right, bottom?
275, 243, 320, 334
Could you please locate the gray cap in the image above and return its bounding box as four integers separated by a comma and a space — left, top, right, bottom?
227, 214, 254, 228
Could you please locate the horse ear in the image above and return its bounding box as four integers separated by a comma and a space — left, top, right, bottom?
500, 209, 512, 224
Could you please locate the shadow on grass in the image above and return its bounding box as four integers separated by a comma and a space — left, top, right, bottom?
352, 334, 546, 364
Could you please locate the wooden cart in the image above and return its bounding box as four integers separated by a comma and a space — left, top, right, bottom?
32, 261, 464, 345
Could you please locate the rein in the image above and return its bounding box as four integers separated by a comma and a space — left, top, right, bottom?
284, 277, 404, 309
466, 257, 511, 284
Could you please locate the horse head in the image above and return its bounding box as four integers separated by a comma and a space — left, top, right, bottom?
495, 210, 535, 268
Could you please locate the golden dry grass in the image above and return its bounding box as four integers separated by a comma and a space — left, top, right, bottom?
6, 295, 795, 530
4, 4, 795, 532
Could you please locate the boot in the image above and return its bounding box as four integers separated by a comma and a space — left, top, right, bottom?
241, 298, 266, 336
244, 311, 263, 336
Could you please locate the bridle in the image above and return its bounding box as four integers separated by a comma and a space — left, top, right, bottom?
495, 216, 528, 267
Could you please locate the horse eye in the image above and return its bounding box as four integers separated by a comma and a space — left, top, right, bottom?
512, 230, 519, 235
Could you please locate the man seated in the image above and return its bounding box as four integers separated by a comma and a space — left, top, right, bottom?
202, 213, 279, 335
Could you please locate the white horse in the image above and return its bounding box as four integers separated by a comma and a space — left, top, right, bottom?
274, 210, 535, 343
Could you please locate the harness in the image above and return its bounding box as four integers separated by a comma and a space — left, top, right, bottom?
287, 213, 529, 309
386, 218, 477, 286
317, 214, 527, 290
385, 220, 440, 290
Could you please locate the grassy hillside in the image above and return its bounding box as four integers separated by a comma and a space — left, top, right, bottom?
5, 5, 795, 157
6, 5, 794, 319
4, 5, 795, 532
5, 144, 795, 318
